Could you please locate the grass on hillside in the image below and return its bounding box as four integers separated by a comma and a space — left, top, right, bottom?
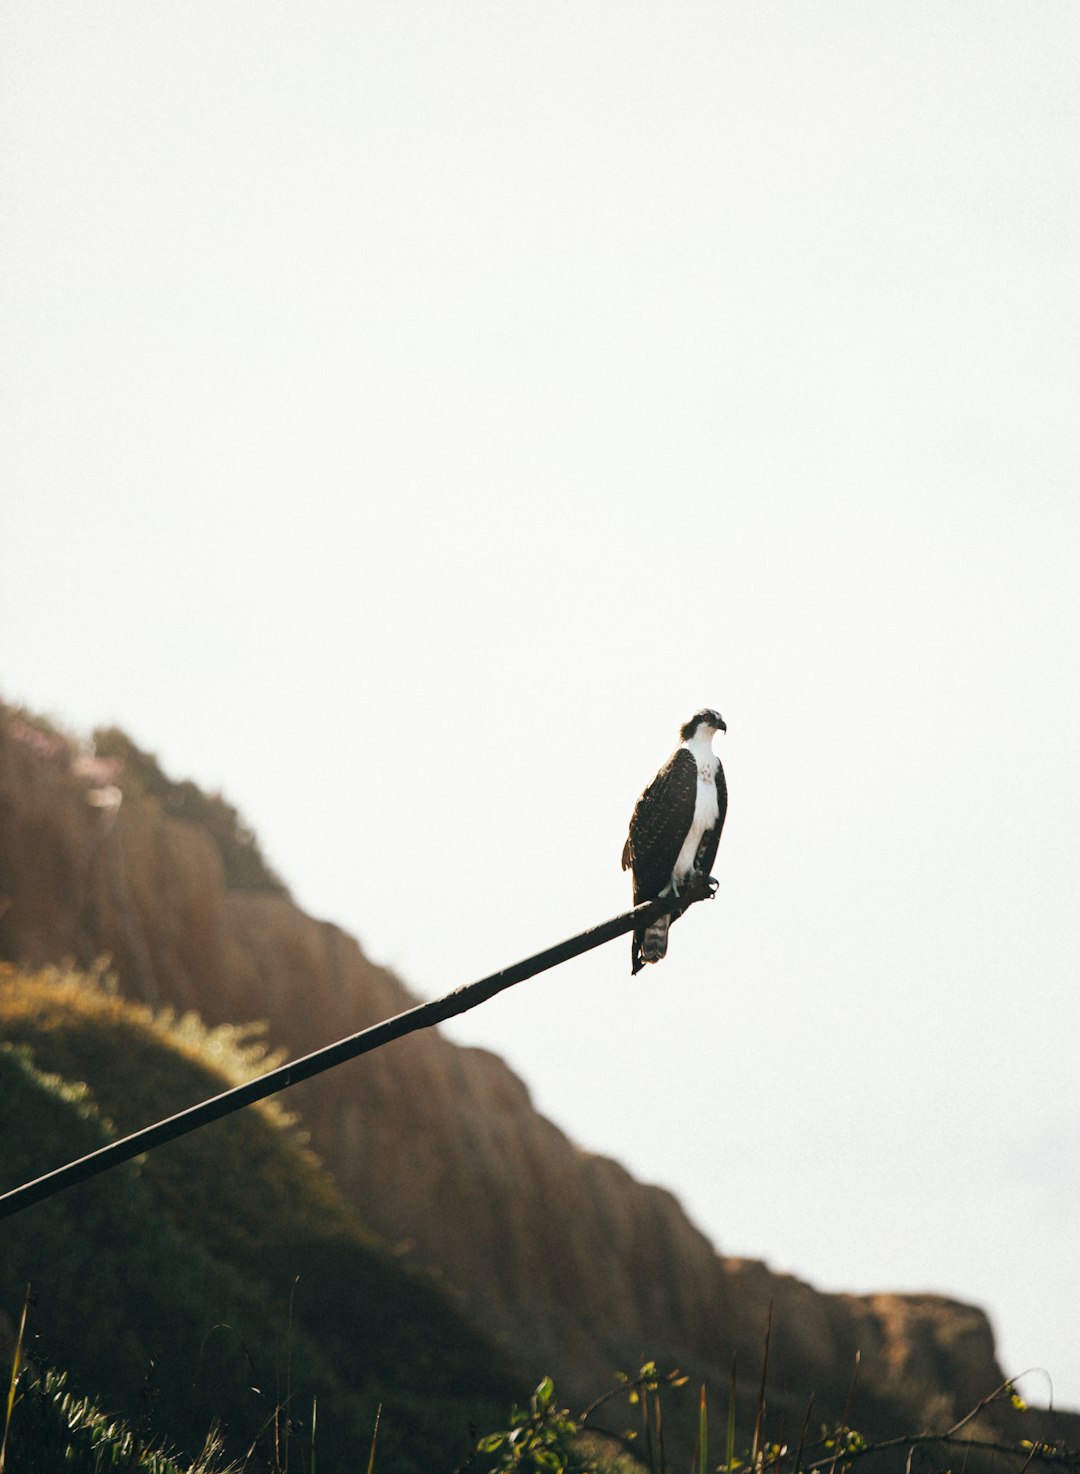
4, 1335, 1070, 1474
0, 963, 517, 1472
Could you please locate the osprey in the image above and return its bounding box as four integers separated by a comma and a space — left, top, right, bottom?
622, 709, 728, 975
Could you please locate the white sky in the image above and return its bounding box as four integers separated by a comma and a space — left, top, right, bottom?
3, 0, 1080, 1413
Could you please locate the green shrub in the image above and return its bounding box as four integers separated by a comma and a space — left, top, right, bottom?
0, 968, 517, 1471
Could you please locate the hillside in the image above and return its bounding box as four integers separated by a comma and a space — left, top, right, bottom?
0, 963, 516, 1469
1, 701, 1076, 1461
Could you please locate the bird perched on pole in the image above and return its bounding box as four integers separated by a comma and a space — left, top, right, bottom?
622, 709, 728, 975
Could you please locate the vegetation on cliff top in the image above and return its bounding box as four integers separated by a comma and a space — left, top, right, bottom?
1, 701, 287, 895
91, 726, 289, 895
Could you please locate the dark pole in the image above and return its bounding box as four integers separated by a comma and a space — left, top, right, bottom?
0, 880, 713, 1223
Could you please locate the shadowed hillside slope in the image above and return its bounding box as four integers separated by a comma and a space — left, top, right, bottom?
1, 704, 1075, 1456
0, 965, 515, 1469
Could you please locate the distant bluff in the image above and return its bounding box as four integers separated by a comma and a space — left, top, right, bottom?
1, 702, 1074, 1452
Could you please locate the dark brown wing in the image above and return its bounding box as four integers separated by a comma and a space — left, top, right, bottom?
694, 757, 727, 876
622, 748, 698, 903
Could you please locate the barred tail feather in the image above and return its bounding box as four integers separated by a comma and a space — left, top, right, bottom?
631, 915, 670, 975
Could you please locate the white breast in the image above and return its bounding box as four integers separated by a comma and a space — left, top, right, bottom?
672, 737, 720, 883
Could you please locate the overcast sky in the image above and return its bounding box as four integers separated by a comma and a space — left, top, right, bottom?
3, 0, 1079, 1414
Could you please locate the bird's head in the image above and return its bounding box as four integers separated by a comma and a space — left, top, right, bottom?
680, 708, 727, 741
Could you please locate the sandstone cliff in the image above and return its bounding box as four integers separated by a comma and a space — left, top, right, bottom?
0, 708, 1070, 1450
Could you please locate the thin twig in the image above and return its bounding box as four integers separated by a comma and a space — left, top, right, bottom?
752, 1303, 773, 1466
801, 1428, 1080, 1472
792, 1393, 815, 1474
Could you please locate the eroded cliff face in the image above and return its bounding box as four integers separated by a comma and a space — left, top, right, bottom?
0, 713, 1066, 1445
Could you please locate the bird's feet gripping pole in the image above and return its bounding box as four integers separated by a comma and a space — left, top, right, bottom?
667, 869, 717, 920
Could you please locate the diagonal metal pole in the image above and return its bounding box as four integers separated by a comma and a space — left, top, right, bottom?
0, 881, 713, 1223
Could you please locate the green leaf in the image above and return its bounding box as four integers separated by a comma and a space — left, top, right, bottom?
476, 1432, 507, 1453
534, 1376, 555, 1412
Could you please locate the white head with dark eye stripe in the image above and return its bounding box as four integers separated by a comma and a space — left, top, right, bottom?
679, 708, 727, 742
